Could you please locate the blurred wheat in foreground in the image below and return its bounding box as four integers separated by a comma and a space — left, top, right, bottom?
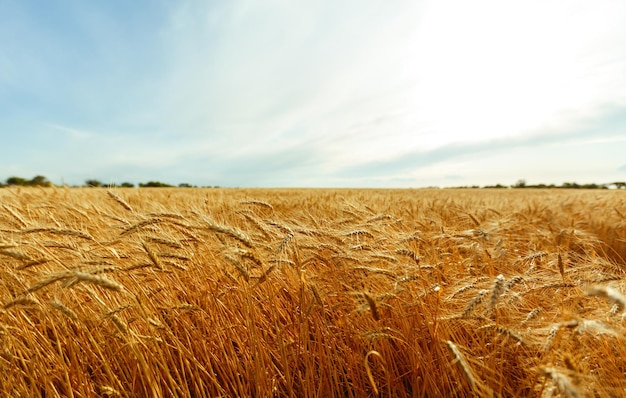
0, 187, 625, 397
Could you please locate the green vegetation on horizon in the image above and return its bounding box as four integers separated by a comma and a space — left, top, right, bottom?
1, 176, 625, 189
1, 177, 208, 188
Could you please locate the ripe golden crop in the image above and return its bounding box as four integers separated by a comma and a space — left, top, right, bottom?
0, 187, 624, 397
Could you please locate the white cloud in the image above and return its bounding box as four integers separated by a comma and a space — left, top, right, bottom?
152, 0, 626, 170
47, 124, 95, 140
406, 0, 626, 146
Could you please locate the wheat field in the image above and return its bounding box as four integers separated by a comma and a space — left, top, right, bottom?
0, 187, 625, 397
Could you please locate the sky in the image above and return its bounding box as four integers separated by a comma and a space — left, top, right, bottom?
1, 0, 626, 188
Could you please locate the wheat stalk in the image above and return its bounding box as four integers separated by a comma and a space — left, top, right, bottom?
446, 280, 477, 300
203, 220, 253, 248
478, 324, 525, 345
253, 265, 276, 288
28, 271, 74, 292
74, 272, 124, 291
120, 218, 161, 236
49, 300, 79, 321
276, 232, 294, 253
540, 367, 582, 398
0, 248, 33, 261
364, 350, 387, 396
363, 292, 380, 321
395, 248, 420, 264
20, 227, 94, 240
225, 254, 250, 282
232, 248, 263, 267
145, 236, 183, 249
557, 253, 565, 280
461, 289, 488, 318
106, 190, 133, 212
468, 213, 480, 226
488, 274, 506, 310
240, 200, 274, 211
3, 205, 28, 227
0, 240, 18, 249
521, 308, 543, 326
142, 241, 163, 270
445, 340, 477, 391
586, 285, 626, 314
3, 296, 38, 309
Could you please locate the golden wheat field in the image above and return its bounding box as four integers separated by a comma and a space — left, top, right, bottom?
1, 187, 625, 397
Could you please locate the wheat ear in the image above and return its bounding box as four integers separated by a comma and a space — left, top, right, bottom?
107, 190, 133, 212
586, 285, 626, 314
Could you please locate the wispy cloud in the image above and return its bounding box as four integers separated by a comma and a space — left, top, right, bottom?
336, 104, 626, 183
47, 124, 95, 140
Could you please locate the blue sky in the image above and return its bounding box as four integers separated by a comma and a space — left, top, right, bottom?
1, 0, 625, 187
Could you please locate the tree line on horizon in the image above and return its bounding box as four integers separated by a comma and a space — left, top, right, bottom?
1, 175, 625, 189
450, 179, 626, 190
0, 176, 211, 188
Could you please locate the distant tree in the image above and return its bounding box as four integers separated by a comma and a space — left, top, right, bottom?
28, 175, 51, 187
120, 182, 135, 188
613, 182, 626, 189
580, 183, 607, 189
6, 177, 27, 186
178, 183, 193, 188
139, 181, 173, 188
483, 183, 507, 189
512, 179, 527, 188
85, 179, 103, 187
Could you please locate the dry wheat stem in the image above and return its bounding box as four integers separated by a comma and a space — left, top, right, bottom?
540, 367, 582, 398
462, 289, 489, 318
468, 213, 481, 226
489, 274, 506, 309
20, 227, 94, 240
3, 296, 38, 309
586, 285, 626, 314
363, 292, 380, 321
106, 190, 133, 212
364, 350, 387, 396
73, 271, 124, 291
276, 232, 294, 253
253, 265, 275, 288
445, 340, 477, 392
203, 220, 253, 248
145, 236, 183, 249
49, 300, 79, 321
478, 324, 525, 345
142, 241, 164, 270
446, 280, 477, 300
521, 308, 543, 326
0, 240, 18, 249
28, 271, 74, 292
18, 258, 52, 272
225, 254, 250, 282
3, 205, 28, 228
0, 248, 33, 261
240, 200, 274, 211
